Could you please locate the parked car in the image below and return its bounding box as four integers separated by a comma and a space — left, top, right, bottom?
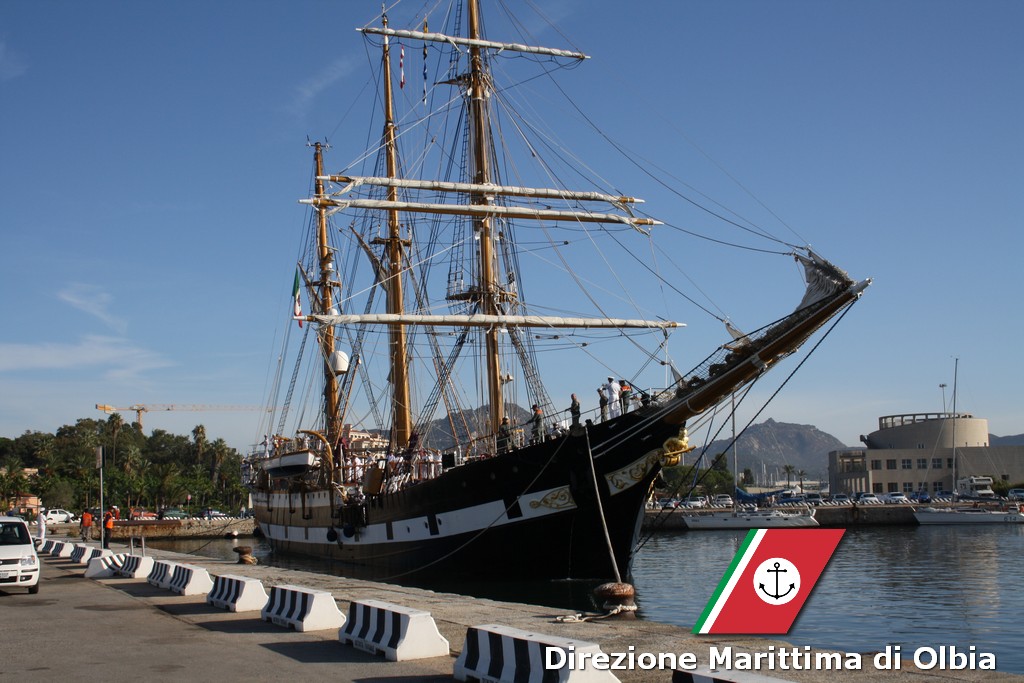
713, 494, 734, 507
1008, 488, 1024, 501
159, 508, 189, 520
682, 495, 707, 508
42, 508, 76, 524
879, 492, 910, 504
778, 494, 805, 505
856, 493, 881, 504
908, 491, 932, 503
0, 515, 40, 593
803, 493, 823, 506
830, 494, 851, 504
129, 508, 158, 520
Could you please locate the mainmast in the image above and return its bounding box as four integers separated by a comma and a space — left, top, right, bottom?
313, 143, 342, 446
467, 0, 505, 434
377, 13, 413, 448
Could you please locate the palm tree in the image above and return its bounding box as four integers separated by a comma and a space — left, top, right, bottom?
783, 464, 795, 488
797, 469, 807, 492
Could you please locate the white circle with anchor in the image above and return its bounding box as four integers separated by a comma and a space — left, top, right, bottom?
753, 558, 801, 605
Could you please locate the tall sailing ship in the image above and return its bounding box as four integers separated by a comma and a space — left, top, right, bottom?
247, 1, 870, 581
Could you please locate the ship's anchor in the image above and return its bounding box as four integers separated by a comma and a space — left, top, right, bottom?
758, 561, 796, 601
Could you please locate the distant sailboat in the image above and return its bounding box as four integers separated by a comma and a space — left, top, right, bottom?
914, 359, 1024, 525
682, 397, 818, 530
246, 0, 868, 580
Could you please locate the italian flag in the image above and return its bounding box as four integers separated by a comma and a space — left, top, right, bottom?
292, 268, 303, 327
693, 528, 844, 635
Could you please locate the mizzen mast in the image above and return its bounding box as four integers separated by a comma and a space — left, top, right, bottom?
312, 142, 342, 447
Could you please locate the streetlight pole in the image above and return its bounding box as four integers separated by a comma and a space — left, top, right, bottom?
939, 383, 948, 413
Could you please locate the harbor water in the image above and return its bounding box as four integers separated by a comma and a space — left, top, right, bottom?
150, 523, 1024, 674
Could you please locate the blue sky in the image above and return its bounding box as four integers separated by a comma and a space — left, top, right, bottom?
2, 1, 1022, 452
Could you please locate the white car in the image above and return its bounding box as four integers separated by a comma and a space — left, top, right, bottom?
0, 516, 40, 593
43, 509, 76, 524
879, 492, 910, 504
713, 494, 734, 507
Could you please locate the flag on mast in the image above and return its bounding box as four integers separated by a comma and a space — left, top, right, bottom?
292, 268, 303, 328
399, 44, 405, 89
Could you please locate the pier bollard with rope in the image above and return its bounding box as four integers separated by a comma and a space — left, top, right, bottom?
593, 581, 637, 619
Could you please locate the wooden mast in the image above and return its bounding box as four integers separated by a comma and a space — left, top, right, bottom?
313, 143, 341, 447
375, 12, 413, 449
467, 0, 505, 434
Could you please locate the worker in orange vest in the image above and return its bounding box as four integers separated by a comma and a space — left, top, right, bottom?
80, 509, 93, 542
102, 507, 115, 549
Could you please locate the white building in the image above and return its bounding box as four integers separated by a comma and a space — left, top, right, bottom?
828, 412, 1024, 496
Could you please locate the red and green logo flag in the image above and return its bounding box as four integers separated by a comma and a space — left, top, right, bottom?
292, 268, 303, 328
693, 528, 844, 635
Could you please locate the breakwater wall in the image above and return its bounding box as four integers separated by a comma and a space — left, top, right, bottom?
46, 517, 256, 540
643, 504, 919, 530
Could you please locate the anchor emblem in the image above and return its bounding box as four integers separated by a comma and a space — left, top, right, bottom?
752, 557, 801, 606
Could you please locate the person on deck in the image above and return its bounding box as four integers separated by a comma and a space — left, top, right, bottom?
497, 416, 512, 454
529, 405, 543, 445
598, 386, 608, 422
605, 377, 621, 419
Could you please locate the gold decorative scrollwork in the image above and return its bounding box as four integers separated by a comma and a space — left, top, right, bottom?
659, 427, 695, 467
607, 452, 662, 492
528, 487, 576, 510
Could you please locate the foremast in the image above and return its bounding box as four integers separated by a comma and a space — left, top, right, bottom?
466, 0, 504, 436
376, 13, 413, 448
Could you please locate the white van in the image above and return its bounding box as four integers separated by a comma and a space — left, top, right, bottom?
0, 516, 40, 594
43, 509, 76, 524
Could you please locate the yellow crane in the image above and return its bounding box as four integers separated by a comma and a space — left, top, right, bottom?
95, 403, 267, 430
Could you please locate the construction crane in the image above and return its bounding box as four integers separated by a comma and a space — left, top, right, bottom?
95, 403, 267, 430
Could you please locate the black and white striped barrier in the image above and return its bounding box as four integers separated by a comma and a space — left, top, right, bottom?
167, 564, 214, 596
70, 544, 91, 564
673, 667, 797, 683
147, 560, 180, 589
454, 624, 619, 682
339, 598, 449, 661
51, 541, 74, 558
85, 553, 125, 578
39, 540, 56, 554
116, 554, 156, 579
80, 547, 112, 565
261, 584, 345, 632
207, 574, 269, 612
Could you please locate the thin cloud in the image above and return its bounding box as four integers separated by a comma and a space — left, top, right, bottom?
58, 283, 128, 334
288, 57, 359, 119
0, 335, 174, 381
0, 39, 28, 81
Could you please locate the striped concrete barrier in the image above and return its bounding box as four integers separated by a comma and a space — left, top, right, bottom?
85, 553, 127, 579
80, 547, 112, 565
50, 541, 74, 558
339, 598, 449, 661
115, 554, 155, 579
261, 584, 345, 632
207, 574, 269, 612
39, 540, 56, 554
147, 560, 180, 589
673, 667, 797, 683
70, 544, 91, 564
454, 624, 619, 683
167, 563, 214, 596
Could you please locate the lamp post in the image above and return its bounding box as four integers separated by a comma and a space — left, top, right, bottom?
939, 383, 948, 413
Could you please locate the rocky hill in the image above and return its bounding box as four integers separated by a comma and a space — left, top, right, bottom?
698, 418, 846, 484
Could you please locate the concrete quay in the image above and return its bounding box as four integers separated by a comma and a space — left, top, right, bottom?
9, 542, 1021, 682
